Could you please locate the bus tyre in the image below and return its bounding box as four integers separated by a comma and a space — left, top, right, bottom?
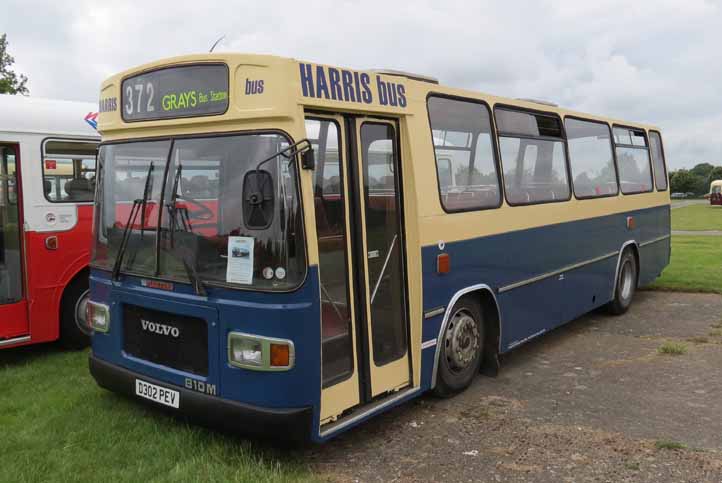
60, 277, 92, 350
607, 250, 637, 315
434, 297, 484, 398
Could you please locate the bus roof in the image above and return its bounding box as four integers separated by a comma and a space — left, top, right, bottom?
98, 52, 661, 136
0, 94, 99, 138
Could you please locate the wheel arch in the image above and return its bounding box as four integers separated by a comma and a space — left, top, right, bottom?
431, 284, 502, 389
612, 240, 640, 299
59, 266, 90, 311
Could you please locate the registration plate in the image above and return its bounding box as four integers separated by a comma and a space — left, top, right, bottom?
135, 379, 179, 409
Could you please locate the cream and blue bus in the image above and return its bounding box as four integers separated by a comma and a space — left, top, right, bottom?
88, 53, 670, 442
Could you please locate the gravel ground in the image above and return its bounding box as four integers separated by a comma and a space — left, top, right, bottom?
308, 291, 722, 482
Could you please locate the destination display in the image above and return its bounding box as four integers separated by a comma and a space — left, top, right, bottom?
121, 64, 229, 122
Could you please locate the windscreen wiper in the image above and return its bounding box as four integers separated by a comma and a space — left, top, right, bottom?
139, 163, 155, 241
181, 256, 207, 297
112, 162, 154, 280
166, 163, 190, 247
163, 163, 207, 296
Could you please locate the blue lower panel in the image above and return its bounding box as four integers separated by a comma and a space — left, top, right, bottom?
419, 204, 670, 388
90, 267, 322, 438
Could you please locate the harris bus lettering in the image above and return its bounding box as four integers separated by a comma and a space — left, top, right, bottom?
99, 97, 117, 113
299, 63, 406, 107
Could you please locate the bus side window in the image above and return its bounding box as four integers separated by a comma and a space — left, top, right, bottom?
565, 117, 618, 199
427, 96, 501, 212
613, 127, 653, 195
495, 108, 570, 205
42, 139, 99, 202
648, 131, 668, 191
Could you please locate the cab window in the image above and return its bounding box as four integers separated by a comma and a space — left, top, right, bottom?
42, 139, 98, 202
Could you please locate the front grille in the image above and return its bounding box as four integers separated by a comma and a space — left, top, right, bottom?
123, 304, 208, 376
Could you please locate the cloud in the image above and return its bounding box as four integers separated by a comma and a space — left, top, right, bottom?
2, 0, 720, 168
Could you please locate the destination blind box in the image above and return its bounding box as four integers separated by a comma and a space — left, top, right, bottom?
121, 63, 229, 122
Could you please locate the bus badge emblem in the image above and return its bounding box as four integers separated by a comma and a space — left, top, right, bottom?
140, 319, 180, 338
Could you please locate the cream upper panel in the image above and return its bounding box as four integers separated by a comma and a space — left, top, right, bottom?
97, 53, 415, 140
96, 53, 668, 247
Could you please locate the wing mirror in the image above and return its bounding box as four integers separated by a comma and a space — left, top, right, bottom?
242, 170, 274, 229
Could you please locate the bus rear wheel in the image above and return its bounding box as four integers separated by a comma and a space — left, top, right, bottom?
60, 277, 92, 349
607, 249, 638, 315
434, 297, 484, 397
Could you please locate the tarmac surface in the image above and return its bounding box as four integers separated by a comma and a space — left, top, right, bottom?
672, 230, 722, 236
671, 199, 707, 209
309, 291, 722, 482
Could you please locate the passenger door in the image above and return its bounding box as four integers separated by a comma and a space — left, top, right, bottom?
309, 115, 410, 425
353, 118, 410, 398
0, 144, 29, 338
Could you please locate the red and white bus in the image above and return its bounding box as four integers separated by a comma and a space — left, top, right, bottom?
0, 94, 99, 349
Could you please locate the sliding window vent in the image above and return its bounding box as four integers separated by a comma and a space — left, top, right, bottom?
516, 98, 559, 107
372, 69, 439, 84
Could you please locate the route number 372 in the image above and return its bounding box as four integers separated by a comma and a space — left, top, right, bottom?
125, 83, 155, 116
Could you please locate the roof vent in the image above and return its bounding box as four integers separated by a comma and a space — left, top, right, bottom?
372, 69, 439, 84
516, 98, 559, 107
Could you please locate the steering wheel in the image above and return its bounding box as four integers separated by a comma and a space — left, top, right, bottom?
174, 194, 214, 221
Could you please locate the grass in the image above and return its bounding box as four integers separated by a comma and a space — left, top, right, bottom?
686, 336, 708, 344
649, 236, 722, 294
0, 345, 317, 483
671, 204, 722, 231
655, 440, 687, 450
657, 341, 687, 355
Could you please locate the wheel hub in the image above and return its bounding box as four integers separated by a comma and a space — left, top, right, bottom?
74, 289, 92, 336
445, 311, 479, 371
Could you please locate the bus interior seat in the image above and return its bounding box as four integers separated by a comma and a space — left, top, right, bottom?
188, 175, 210, 197
64, 178, 92, 199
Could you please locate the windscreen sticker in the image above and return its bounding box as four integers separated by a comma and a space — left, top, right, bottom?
226, 236, 254, 284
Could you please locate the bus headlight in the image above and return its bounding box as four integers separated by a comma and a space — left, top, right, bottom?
87, 301, 110, 333
227, 332, 295, 371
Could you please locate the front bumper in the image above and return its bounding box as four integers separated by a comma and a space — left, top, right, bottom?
89, 353, 313, 442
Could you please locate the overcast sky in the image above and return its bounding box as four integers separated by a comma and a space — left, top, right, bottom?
2, 0, 721, 169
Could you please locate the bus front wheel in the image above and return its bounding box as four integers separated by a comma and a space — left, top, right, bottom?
607, 249, 638, 315
60, 276, 92, 349
434, 297, 484, 397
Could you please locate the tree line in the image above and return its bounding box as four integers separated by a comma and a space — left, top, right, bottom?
0, 33, 28, 95
669, 163, 722, 196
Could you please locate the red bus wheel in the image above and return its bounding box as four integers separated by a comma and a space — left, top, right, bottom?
60, 277, 91, 349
